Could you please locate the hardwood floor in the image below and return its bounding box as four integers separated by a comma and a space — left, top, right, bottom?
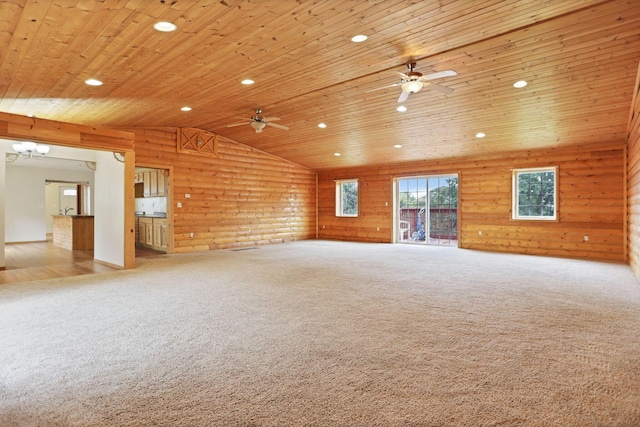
0, 240, 166, 285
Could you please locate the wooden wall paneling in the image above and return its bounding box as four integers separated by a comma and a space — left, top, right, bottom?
0, 112, 134, 151
127, 127, 316, 252
319, 142, 626, 261
626, 58, 640, 278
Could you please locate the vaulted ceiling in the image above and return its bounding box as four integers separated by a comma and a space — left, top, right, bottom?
2, 0, 640, 170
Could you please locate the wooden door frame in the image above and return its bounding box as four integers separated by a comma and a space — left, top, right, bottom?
134, 163, 174, 254
0, 112, 136, 269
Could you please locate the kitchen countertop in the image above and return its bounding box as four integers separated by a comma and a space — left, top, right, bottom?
135, 212, 167, 218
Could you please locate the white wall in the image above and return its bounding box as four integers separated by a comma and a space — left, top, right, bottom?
45, 183, 89, 233
93, 151, 125, 267
5, 166, 94, 242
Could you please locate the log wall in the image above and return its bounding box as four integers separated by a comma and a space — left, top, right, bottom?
318, 142, 626, 262
627, 62, 640, 278
128, 127, 316, 252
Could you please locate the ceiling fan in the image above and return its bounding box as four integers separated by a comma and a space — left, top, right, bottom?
226, 109, 289, 133
367, 62, 457, 103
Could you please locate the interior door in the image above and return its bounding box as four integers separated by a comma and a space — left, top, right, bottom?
396, 175, 458, 246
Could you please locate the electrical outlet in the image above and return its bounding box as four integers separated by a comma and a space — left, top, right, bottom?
376, 227, 380, 231
177, 202, 182, 208
190, 232, 194, 238
584, 235, 589, 242
478, 230, 482, 236
185, 193, 191, 198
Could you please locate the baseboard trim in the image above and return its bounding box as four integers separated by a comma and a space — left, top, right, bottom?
94, 259, 125, 270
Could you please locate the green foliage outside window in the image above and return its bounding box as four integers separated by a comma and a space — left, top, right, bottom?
341, 181, 358, 215
336, 179, 358, 216
514, 169, 556, 219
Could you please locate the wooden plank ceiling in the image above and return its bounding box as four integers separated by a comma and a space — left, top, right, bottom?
1, 0, 640, 170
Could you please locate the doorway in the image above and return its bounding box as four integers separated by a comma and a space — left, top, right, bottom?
44, 180, 92, 237
134, 166, 171, 256
395, 174, 458, 246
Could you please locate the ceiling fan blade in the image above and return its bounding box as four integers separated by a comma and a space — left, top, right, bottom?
263, 117, 280, 122
266, 122, 289, 130
395, 71, 410, 79
226, 122, 250, 127
425, 83, 454, 94
397, 91, 410, 103
365, 83, 401, 93
422, 69, 457, 81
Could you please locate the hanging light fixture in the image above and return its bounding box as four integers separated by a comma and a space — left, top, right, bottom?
12, 142, 50, 159
401, 79, 424, 94
250, 121, 267, 133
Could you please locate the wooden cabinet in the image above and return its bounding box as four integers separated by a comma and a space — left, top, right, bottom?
160, 223, 169, 248
140, 169, 166, 197
143, 171, 151, 197
156, 171, 166, 196
138, 217, 153, 246
150, 171, 158, 196
151, 219, 169, 249
137, 217, 168, 250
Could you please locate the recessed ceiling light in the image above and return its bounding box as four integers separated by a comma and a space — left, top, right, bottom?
513, 80, 528, 88
334, 152, 341, 156
475, 132, 486, 138
181, 106, 192, 111
396, 106, 407, 112
154, 21, 177, 32
351, 34, 368, 43
241, 79, 255, 85
85, 78, 103, 86
394, 144, 402, 148
318, 122, 327, 128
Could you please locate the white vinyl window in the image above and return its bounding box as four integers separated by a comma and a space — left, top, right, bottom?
336, 179, 358, 217
512, 167, 557, 220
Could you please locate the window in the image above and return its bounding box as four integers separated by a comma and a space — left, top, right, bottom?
336, 179, 358, 217
512, 167, 557, 220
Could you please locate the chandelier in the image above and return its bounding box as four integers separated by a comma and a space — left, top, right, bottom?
12, 142, 50, 159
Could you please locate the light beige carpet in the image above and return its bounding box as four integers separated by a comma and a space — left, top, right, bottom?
1, 240, 640, 426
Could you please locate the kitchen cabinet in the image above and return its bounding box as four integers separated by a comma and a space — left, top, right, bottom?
156, 171, 166, 196
138, 217, 153, 246
140, 170, 166, 197
142, 171, 151, 197
152, 219, 168, 248
136, 216, 168, 251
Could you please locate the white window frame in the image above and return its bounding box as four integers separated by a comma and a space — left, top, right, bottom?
512, 166, 558, 221
335, 179, 359, 217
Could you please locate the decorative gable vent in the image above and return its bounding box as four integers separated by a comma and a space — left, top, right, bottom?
177, 128, 217, 156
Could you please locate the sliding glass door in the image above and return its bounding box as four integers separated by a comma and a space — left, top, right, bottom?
396, 175, 458, 246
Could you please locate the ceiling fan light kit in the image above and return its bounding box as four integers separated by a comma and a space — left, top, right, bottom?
367, 61, 457, 103
226, 108, 290, 133
400, 80, 424, 94
251, 121, 267, 133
